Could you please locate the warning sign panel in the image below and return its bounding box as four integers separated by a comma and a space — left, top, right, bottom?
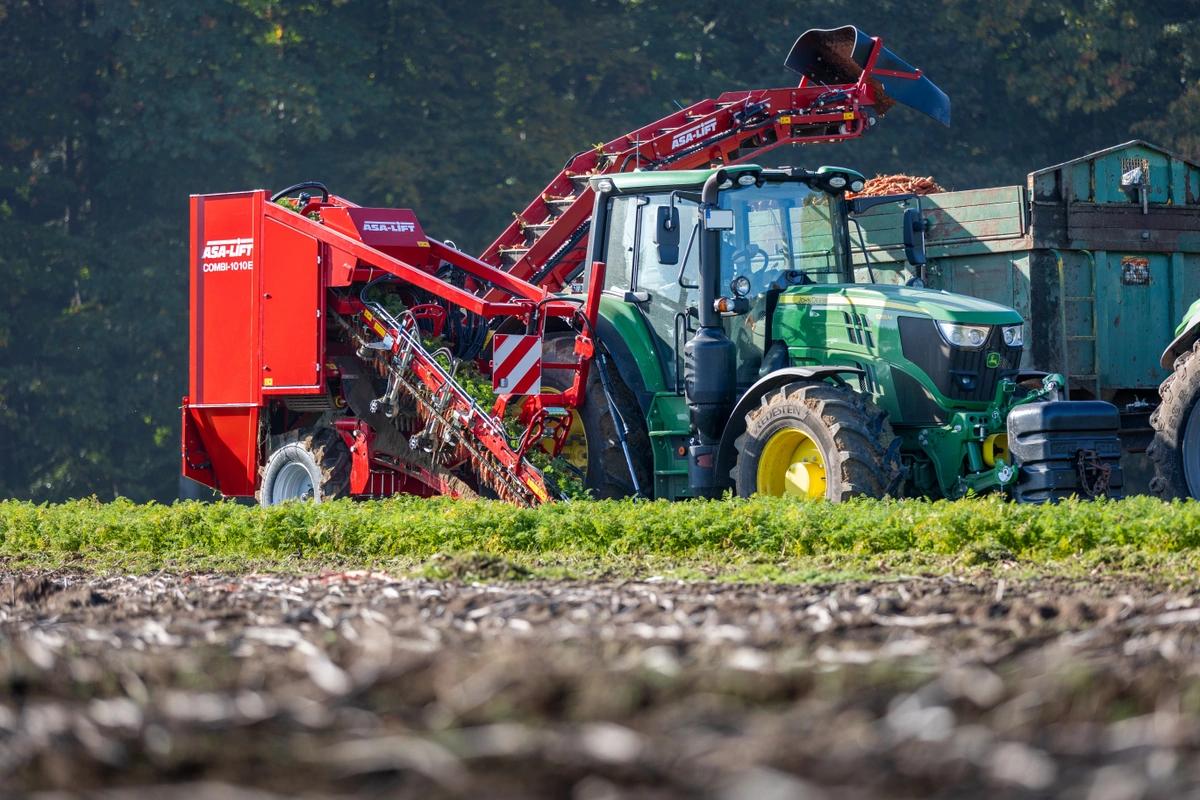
492, 334, 542, 395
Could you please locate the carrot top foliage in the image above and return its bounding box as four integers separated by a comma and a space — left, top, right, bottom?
2, 496, 1199, 571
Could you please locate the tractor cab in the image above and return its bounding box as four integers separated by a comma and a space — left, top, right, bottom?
587, 165, 963, 400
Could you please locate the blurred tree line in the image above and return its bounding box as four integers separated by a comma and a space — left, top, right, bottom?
2, 0, 1199, 501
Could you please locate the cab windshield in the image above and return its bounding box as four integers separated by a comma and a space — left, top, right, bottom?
717, 181, 846, 298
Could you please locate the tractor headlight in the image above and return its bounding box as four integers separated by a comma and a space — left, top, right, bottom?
827, 175, 848, 189
1001, 324, 1024, 347
937, 321, 990, 349
849, 179, 865, 192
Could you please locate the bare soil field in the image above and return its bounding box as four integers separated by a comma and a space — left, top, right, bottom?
3, 569, 1200, 798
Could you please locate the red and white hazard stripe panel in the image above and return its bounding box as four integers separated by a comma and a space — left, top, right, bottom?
491, 334, 542, 395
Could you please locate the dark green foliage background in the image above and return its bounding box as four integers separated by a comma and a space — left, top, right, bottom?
3, 0, 1199, 501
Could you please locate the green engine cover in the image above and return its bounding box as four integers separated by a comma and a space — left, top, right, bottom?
771, 283, 1021, 422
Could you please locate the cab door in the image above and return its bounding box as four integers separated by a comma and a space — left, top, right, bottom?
601, 193, 700, 393
633, 195, 701, 392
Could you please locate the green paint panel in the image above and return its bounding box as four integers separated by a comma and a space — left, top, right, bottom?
854, 186, 1025, 245
646, 393, 692, 499
1100, 252, 1176, 389
1032, 140, 1200, 207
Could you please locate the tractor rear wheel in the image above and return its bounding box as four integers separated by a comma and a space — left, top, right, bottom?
732, 381, 902, 501
1149, 342, 1200, 498
541, 336, 652, 499
258, 427, 351, 506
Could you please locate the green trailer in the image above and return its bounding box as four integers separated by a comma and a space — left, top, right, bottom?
853, 141, 1200, 491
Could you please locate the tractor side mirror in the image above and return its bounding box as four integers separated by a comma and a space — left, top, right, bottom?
902, 207, 927, 267
655, 205, 680, 265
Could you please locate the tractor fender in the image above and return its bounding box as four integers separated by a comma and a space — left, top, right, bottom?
715, 366, 865, 480
1161, 313, 1200, 370
594, 314, 655, 415
591, 294, 670, 416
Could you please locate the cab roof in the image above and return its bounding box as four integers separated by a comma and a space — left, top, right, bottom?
594, 164, 864, 193
595, 165, 759, 192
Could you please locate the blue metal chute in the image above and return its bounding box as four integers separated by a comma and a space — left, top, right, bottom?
785, 25, 951, 127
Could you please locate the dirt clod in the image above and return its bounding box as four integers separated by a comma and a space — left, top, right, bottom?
3, 571, 1200, 797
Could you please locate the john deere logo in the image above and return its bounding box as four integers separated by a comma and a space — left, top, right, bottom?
986, 352, 1002, 368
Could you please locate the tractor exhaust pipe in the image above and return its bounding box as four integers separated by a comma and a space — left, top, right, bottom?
785, 25, 951, 126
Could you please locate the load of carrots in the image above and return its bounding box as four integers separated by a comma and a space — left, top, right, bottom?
847, 174, 945, 198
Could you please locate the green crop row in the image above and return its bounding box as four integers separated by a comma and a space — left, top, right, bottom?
3, 495, 1200, 569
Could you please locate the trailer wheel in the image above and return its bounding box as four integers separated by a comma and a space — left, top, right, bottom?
541, 336, 652, 499
258, 428, 351, 506
732, 382, 902, 501
1149, 342, 1200, 498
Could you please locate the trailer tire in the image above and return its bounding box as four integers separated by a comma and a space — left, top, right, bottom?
258, 428, 351, 506
541, 336, 652, 499
1149, 341, 1200, 499
732, 381, 902, 501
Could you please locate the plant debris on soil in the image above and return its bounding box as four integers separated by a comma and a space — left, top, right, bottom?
4, 570, 1200, 798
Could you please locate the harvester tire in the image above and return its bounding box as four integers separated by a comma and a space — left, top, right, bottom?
541, 336, 652, 499
732, 381, 902, 501
1149, 341, 1200, 499
258, 427, 351, 506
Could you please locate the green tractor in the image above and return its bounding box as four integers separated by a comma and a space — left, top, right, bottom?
555, 163, 1123, 502
1149, 301, 1200, 498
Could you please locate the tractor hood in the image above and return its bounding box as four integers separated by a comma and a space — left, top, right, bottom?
777, 284, 1023, 325
786, 26, 951, 126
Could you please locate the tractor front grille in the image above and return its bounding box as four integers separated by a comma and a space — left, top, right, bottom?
898, 316, 1021, 403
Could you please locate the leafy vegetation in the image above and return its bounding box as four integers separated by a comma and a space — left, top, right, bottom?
5, 1, 1200, 502
5, 495, 1200, 579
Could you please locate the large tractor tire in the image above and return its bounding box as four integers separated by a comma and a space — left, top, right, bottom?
732, 381, 902, 501
1148, 342, 1200, 499
258, 427, 351, 506
541, 336, 652, 499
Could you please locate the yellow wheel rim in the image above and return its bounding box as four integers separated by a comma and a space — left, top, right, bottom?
756, 427, 827, 499
530, 388, 589, 472
982, 433, 1009, 466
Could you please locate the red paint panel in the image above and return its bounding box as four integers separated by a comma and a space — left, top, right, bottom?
190, 192, 261, 405
327, 245, 357, 286
189, 405, 259, 496
260, 217, 322, 392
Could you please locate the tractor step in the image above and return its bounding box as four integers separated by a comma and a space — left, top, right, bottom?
567, 173, 599, 190
499, 246, 531, 266
543, 196, 577, 215
521, 221, 555, 245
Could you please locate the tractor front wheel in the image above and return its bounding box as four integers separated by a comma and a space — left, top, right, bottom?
258, 428, 351, 506
732, 382, 902, 501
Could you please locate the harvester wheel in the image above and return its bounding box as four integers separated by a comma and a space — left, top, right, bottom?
732, 381, 902, 501
540, 336, 652, 499
258, 427, 350, 506
1149, 341, 1200, 498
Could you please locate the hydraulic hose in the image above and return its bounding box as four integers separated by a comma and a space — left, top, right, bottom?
596, 351, 645, 498
270, 181, 330, 203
